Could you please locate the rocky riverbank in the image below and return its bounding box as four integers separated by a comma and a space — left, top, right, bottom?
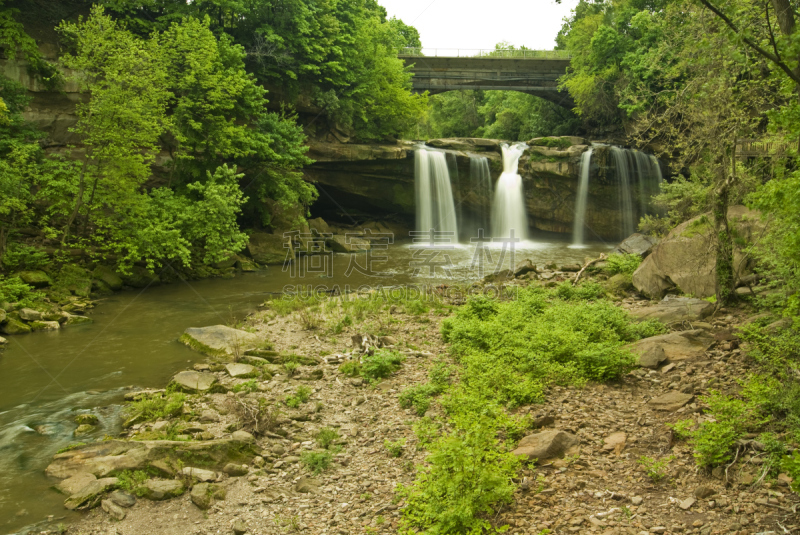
30, 255, 799, 535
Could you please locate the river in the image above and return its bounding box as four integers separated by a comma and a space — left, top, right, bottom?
0, 236, 612, 534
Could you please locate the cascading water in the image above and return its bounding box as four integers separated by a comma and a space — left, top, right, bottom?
571, 146, 663, 244
572, 147, 593, 246
491, 143, 529, 241
415, 148, 459, 238
469, 155, 492, 232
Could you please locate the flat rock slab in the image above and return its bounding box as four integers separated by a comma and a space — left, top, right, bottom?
511, 430, 579, 462
225, 363, 257, 378
57, 472, 97, 496
648, 392, 694, 411
64, 477, 118, 510
629, 296, 715, 324
172, 370, 217, 393
615, 233, 660, 257
180, 325, 261, 358
628, 329, 714, 362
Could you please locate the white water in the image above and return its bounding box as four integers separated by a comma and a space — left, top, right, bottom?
469, 155, 492, 233
610, 146, 636, 238
572, 148, 593, 246
491, 143, 529, 241
415, 149, 459, 238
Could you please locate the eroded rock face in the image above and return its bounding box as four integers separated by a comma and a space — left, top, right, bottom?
632, 206, 765, 298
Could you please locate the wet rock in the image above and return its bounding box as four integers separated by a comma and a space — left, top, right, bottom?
18, 270, 51, 288
629, 296, 715, 324
327, 235, 371, 253
427, 137, 503, 152
0, 335, 5, 347
482, 269, 514, 284
30, 320, 61, 331
141, 479, 184, 501
511, 430, 580, 462
607, 273, 635, 295
637, 346, 667, 369
101, 499, 126, 520
180, 325, 261, 358
18, 308, 42, 321
0, 309, 5, 323
532, 415, 555, 428
171, 370, 218, 393
64, 477, 119, 510
121, 266, 160, 288
647, 391, 694, 411
615, 233, 660, 257
294, 476, 321, 493
74, 424, 95, 436
1, 318, 31, 334
231, 430, 255, 443
64, 314, 93, 326
181, 467, 217, 482
225, 363, 257, 378
628, 329, 714, 362
514, 259, 538, 277
93, 265, 123, 291
223, 463, 249, 476
57, 472, 97, 496
108, 490, 136, 508
246, 231, 291, 265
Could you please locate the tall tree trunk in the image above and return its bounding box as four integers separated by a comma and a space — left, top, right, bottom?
714, 153, 737, 306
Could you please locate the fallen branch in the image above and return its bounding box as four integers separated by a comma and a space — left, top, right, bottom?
574, 253, 608, 285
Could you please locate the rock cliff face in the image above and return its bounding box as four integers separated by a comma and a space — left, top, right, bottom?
304, 137, 632, 240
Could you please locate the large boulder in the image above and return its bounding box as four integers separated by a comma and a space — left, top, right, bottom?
64, 477, 119, 510
1, 318, 31, 334
180, 325, 261, 358
93, 265, 123, 291
615, 233, 660, 257
326, 235, 371, 253
627, 329, 714, 362
121, 266, 160, 288
511, 430, 580, 463
225, 363, 257, 378
141, 479, 184, 501
17, 270, 51, 288
246, 231, 292, 265
629, 296, 715, 324
632, 206, 766, 298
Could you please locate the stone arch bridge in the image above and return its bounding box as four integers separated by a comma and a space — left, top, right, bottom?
397, 48, 573, 107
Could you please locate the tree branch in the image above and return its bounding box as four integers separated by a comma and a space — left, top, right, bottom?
697, 0, 800, 85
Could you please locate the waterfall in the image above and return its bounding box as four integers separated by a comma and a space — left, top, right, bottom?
571, 146, 663, 244
491, 143, 529, 241
415, 148, 459, 238
572, 147, 593, 246
469, 155, 492, 233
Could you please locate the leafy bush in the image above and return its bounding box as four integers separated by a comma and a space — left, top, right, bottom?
232, 379, 258, 393
360, 350, 404, 382
399, 417, 521, 534
604, 254, 642, 276
1, 243, 49, 271
117, 470, 151, 496
125, 392, 186, 422
638, 455, 674, 482
0, 275, 39, 306
667, 419, 694, 441
316, 427, 340, 450
301, 451, 332, 474
399, 361, 453, 416
384, 438, 406, 458
285, 385, 312, 408
780, 450, 800, 494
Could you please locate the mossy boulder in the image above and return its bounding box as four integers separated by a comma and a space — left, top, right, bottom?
30, 320, 60, 331
246, 231, 291, 265
65, 314, 93, 326
17, 270, 51, 288
74, 424, 96, 436
121, 266, 161, 288
63, 477, 119, 510
75, 414, 99, 425
141, 479, 184, 501
606, 273, 634, 296
0, 318, 31, 334
0, 309, 5, 323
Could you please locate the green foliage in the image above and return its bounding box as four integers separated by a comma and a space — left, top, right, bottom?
232, 379, 258, 394
315, 427, 340, 450
0, 275, 39, 305
399, 417, 520, 534
384, 438, 406, 458
604, 254, 642, 276
126, 392, 187, 422
667, 419, 694, 441
285, 385, 312, 408
116, 469, 151, 496
360, 350, 404, 382
780, 451, 800, 494
301, 450, 333, 475
56, 443, 86, 454
637, 455, 674, 483
440, 285, 662, 408
399, 360, 453, 416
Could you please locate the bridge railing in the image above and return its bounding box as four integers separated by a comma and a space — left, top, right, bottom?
398, 47, 572, 59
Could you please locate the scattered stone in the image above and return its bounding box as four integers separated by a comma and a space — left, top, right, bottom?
637, 346, 667, 369
64, 314, 93, 326
532, 415, 555, 428
181, 467, 217, 482
778, 473, 794, 486
511, 430, 580, 462
141, 479, 184, 501
171, 370, 218, 393
18, 308, 43, 321
231, 430, 255, 443
101, 499, 126, 520
629, 296, 715, 324
694, 486, 716, 499
631, 496, 643, 505
0, 318, 31, 334
560, 264, 581, 272
679, 497, 696, 510
199, 409, 220, 423
648, 392, 694, 411
602, 432, 627, 453
29, 320, 60, 331
294, 476, 321, 493
232, 519, 248, 535
108, 490, 136, 508
57, 472, 97, 496
0, 335, 6, 346
223, 463, 248, 477
64, 477, 119, 510
225, 363, 257, 378
514, 259, 538, 277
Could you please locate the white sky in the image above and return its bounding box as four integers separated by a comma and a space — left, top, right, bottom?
378, 0, 581, 52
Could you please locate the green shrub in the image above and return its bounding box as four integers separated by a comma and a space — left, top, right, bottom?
399, 418, 520, 534
117, 470, 151, 496
125, 392, 186, 422
0, 275, 41, 306
638, 455, 674, 482
232, 379, 258, 393
316, 427, 340, 449
604, 254, 642, 276
338, 360, 361, 377
399, 383, 441, 416
384, 438, 406, 458
285, 385, 312, 408
780, 450, 800, 494
360, 350, 404, 382
667, 419, 694, 441
301, 451, 333, 474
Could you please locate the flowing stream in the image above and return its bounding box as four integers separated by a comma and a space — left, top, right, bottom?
0, 238, 613, 534
491, 143, 529, 241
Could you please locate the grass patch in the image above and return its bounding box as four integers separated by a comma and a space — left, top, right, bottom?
125, 392, 187, 423
285, 385, 312, 408
301, 451, 333, 474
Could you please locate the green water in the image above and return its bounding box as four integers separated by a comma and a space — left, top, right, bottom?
0, 238, 612, 534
